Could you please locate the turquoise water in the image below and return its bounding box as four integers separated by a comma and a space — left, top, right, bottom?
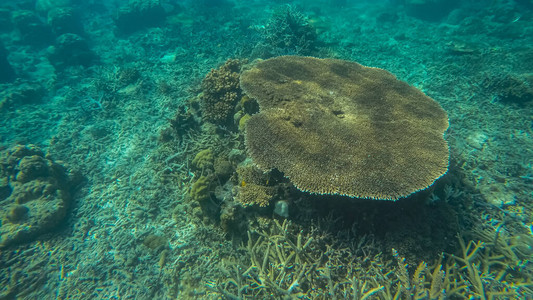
0, 0, 532, 299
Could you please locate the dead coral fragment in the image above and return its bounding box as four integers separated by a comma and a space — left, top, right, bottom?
241, 56, 449, 200
143, 234, 168, 250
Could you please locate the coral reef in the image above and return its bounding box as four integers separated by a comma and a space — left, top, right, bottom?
115, 0, 166, 34
241, 56, 449, 200
0, 145, 79, 248
11, 10, 53, 46
1, 1, 532, 298
0, 42, 15, 83
200, 59, 244, 126
47, 33, 96, 69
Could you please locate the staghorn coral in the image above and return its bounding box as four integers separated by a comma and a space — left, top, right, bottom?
200, 59, 245, 125
208, 219, 531, 299
241, 56, 449, 200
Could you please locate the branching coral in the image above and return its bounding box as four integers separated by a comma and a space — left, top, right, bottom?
258, 5, 318, 56
209, 220, 322, 298
208, 219, 533, 299
209, 220, 389, 299
390, 231, 532, 300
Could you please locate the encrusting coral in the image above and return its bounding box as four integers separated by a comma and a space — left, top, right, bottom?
241, 56, 449, 200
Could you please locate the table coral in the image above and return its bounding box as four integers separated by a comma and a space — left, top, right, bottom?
241, 56, 449, 200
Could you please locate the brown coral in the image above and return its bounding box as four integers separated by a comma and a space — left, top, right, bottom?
0, 145, 75, 248
191, 149, 214, 170
237, 183, 272, 207
235, 160, 274, 207
241, 56, 449, 200
200, 59, 244, 125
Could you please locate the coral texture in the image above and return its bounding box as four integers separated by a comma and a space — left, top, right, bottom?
0, 145, 75, 248
191, 149, 214, 170
241, 56, 449, 200
189, 175, 211, 203
200, 59, 244, 125
259, 5, 317, 56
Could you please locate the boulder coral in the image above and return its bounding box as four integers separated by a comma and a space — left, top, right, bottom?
189, 175, 211, 203
47, 33, 95, 69
241, 56, 449, 200
0, 145, 79, 248
191, 149, 214, 171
